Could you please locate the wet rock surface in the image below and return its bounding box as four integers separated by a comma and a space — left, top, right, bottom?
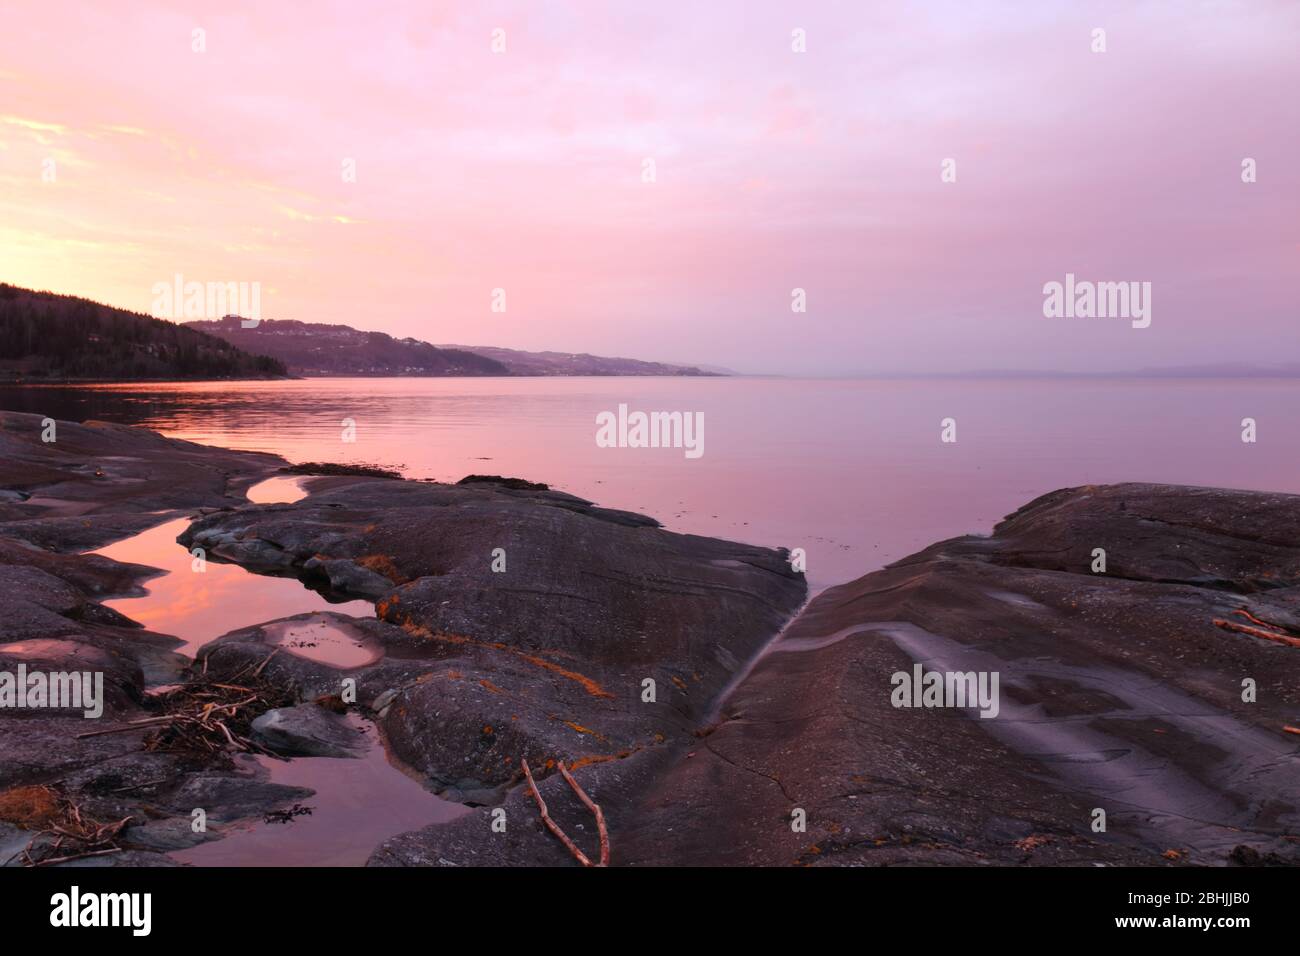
555, 482, 1297, 867
0, 411, 281, 533
183, 477, 807, 798
0, 414, 298, 864
0, 410, 283, 708
252, 705, 366, 758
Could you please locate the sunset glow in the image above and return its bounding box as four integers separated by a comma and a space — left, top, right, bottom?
2, 0, 1296, 374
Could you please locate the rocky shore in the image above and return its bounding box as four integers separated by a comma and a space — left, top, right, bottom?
0, 411, 1295, 867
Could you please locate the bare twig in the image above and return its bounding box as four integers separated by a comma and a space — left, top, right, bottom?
1213, 618, 1300, 649
558, 761, 609, 867
521, 759, 593, 867
1233, 608, 1300, 636
251, 648, 279, 677
31, 847, 122, 867
75, 716, 172, 739
109, 778, 169, 794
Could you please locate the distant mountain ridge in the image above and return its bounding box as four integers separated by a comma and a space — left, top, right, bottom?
437, 344, 723, 377
189, 315, 723, 377
0, 284, 286, 380
1, 283, 723, 380
185, 317, 508, 376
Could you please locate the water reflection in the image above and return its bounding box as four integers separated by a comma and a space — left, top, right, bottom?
172, 722, 470, 867
15, 376, 1300, 592
91, 477, 372, 655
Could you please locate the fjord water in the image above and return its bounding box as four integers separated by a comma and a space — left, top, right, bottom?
7, 376, 1300, 592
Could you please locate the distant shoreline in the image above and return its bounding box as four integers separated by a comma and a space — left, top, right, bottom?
4, 371, 1300, 386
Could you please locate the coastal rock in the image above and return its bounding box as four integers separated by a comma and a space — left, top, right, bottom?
616, 483, 1300, 866
372, 483, 1300, 867
0, 415, 289, 858
0, 411, 281, 538
186, 477, 807, 796
301, 556, 395, 598
161, 772, 314, 824
251, 705, 365, 758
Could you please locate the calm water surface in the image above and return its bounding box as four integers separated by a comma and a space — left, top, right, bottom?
90, 477, 372, 655
6, 376, 1299, 591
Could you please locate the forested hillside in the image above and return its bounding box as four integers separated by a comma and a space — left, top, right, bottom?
0, 284, 287, 379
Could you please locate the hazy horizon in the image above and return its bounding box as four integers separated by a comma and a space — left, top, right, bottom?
2, 0, 1296, 376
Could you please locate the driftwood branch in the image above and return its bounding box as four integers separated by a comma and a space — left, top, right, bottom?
558, 762, 610, 867
521, 759, 609, 866
521, 759, 592, 866
31, 847, 123, 867
1213, 618, 1300, 649
252, 648, 280, 677
75, 716, 173, 739
1233, 608, 1299, 635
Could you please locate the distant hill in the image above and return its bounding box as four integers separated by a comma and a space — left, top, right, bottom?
0, 284, 287, 380
187, 317, 508, 377
437, 344, 724, 377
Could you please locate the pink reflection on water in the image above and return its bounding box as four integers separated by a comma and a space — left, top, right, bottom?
35, 376, 1300, 593
91, 475, 372, 654
266, 616, 381, 669
173, 720, 469, 867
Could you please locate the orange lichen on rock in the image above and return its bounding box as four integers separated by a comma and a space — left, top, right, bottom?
560, 720, 609, 743
0, 785, 61, 829
357, 554, 409, 584
382, 616, 615, 699
1014, 834, 1053, 852
515, 652, 614, 699
567, 747, 638, 771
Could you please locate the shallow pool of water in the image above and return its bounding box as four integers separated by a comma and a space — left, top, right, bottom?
81, 475, 463, 866
171, 718, 470, 866
266, 616, 382, 668
245, 475, 309, 505
90, 477, 372, 656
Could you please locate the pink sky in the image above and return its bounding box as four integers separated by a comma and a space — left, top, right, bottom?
1, 0, 1296, 374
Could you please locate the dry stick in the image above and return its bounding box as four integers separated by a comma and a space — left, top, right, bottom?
215, 721, 240, 750
110, 778, 169, 794
252, 648, 280, 678
521, 759, 593, 867
1213, 618, 1300, 649
75, 717, 172, 739
558, 761, 610, 867
31, 847, 122, 867
1233, 608, 1300, 636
